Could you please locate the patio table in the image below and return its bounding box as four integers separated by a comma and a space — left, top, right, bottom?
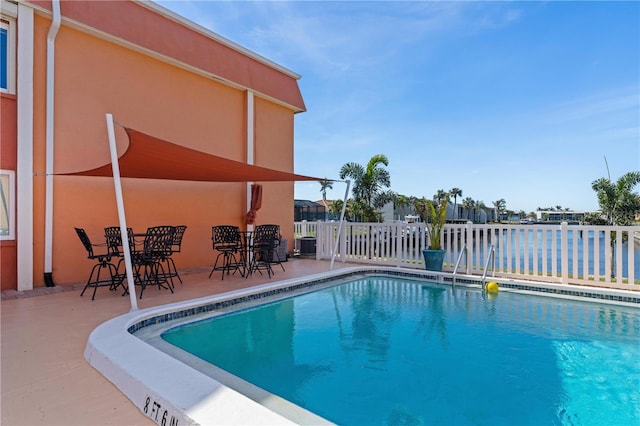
107, 226, 176, 298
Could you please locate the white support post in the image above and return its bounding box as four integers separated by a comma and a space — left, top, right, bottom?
330, 180, 350, 270
105, 114, 138, 311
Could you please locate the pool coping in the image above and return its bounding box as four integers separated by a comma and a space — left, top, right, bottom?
84, 266, 640, 425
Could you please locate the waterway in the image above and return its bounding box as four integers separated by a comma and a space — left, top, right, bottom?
464, 229, 639, 279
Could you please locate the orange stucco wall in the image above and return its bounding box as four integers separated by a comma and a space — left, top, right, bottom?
254, 98, 296, 250
29, 0, 306, 112
25, 9, 300, 287
0, 95, 17, 170
1, 94, 17, 290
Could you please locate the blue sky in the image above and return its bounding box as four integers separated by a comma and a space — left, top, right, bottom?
156, 0, 639, 213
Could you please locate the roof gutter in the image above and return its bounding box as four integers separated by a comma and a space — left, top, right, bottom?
43, 0, 61, 287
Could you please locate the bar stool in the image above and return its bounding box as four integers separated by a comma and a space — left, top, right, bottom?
74, 227, 120, 300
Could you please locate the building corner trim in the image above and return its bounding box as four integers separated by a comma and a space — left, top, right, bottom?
16, 3, 34, 291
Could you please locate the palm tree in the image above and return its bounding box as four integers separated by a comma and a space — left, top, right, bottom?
592, 171, 640, 226
434, 189, 448, 204
329, 199, 344, 220
348, 198, 368, 222
319, 179, 333, 203
591, 169, 640, 277
462, 197, 475, 221
339, 154, 393, 222
394, 194, 417, 220
450, 188, 462, 220
492, 198, 506, 222
415, 194, 450, 250
475, 200, 486, 223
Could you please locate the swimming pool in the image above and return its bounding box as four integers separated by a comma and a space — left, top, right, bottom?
159, 275, 640, 425
85, 267, 640, 425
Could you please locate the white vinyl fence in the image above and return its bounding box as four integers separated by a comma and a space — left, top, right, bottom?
295, 221, 640, 287
294, 221, 318, 238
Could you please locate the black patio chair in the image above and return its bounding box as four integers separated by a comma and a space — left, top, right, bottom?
133, 225, 176, 298
104, 226, 135, 290
249, 224, 285, 278
210, 225, 243, 280
74, 227, 120, 300
162, 225, 187, 284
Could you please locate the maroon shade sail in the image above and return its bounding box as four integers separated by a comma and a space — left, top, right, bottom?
65, 128, 325, 183
246, 184, 263, 225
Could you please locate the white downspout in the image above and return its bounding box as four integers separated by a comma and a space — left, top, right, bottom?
246, 91, 254, 231
43, 0, 61, 286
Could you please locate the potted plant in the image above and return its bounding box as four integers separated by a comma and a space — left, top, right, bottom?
415, 194, 449, 271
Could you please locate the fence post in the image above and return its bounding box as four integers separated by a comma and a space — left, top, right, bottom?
627, 228, 636, 285
561, 222, 569, 284
315, 222, 321, 260
465, 221, 472, 275
396, 223, 402, 267
302, 220, 308, 237
616, 227, 624, 281
340, 222, 347, 263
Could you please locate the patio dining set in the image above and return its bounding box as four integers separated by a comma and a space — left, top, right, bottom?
74, 225, 187, 300
209, 224, 285, 281
74, 223, 285, 300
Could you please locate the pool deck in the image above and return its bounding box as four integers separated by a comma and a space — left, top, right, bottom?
3, 259, 639, 426
1, 258, 354, 426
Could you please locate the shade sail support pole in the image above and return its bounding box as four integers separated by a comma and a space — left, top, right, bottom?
106, 114, 138, 311
330, 179, 350, 270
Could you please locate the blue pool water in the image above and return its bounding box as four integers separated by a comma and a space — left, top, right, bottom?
161, 277, 640, 425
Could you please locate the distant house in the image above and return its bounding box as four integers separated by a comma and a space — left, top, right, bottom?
380, 201, 395, 222
294, 200, 327, 221
535, 210, 593, 222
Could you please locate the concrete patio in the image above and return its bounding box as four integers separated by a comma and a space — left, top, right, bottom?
1, 258, 352, 425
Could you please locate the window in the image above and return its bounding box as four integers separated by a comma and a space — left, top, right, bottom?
1, 23, 7, 89
0, 16, 16, 94
0, 170, 15, 240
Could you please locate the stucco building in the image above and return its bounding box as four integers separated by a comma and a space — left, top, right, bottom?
1, 0, 308, 290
